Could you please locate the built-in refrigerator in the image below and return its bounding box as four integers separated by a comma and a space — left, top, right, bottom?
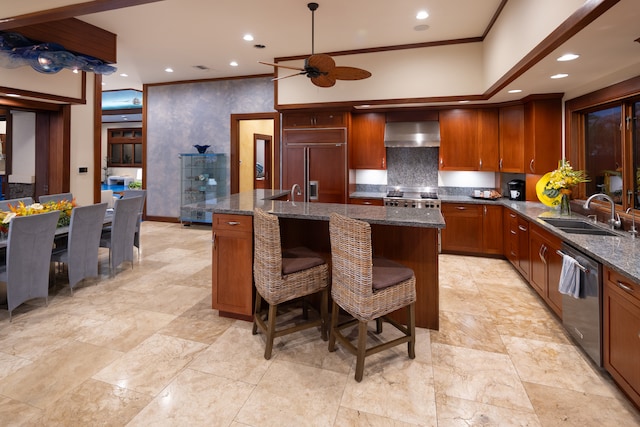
282, 128, 347, 203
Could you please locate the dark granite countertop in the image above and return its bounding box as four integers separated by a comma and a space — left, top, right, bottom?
209, 189, 445, 229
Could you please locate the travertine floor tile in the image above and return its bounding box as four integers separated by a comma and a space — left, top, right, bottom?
93, 333, 207, 396
431, 310, 506, 354
435, 393, 540, 427
334, 406, 418, 426
0, 396, 42, 426
432, 343, 533, 412
127, 368, 254, 427
235, 359, 346, 427
32, 379, 152, 426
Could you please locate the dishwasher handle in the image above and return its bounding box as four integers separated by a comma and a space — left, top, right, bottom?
556, 250, 589, 273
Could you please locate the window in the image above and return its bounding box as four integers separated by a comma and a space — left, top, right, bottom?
568, 76, 640, 212
107, 127, 142, 167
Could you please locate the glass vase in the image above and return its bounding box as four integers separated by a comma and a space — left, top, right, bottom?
560, 189, 572, 215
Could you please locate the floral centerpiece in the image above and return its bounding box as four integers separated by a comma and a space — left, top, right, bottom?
542, 160, 589, 214
0, 199, 76, 234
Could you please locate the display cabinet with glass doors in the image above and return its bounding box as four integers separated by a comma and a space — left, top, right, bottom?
179, 153, 227, 224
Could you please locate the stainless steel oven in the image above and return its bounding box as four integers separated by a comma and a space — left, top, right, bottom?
557, 243, 603, 367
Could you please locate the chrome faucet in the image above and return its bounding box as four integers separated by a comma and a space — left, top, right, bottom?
626, 207, 638, 238
583, 193, 621, 229
290, 183, 302, 202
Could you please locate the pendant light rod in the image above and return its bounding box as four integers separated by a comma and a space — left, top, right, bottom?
308, 2, 318, 55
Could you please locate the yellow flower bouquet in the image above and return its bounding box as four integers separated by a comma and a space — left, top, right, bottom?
0, 199, 76, 234
542, 160, 589, 199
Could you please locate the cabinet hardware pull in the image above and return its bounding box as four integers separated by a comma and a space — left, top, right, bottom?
511, 230, 517, 235
483, 205, 487, 215
456, 206, 466, 210
538, 244, 545, 262
227, 221, 241, 225
555, 250, 589, 272
518, 225, 527, 231
363, 201, 372, 205
212, 232, 216, 249
509, 213, 516, 218
382, 158, 385, 168
479, 159, 483, 169
499, 158, 503, 170
529, 159, 535, 173
616, 281, 634, 292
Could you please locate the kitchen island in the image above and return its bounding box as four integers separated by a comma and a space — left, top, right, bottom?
210, 189, 445, 330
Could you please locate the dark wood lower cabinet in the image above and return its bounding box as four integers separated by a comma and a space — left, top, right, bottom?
529, 223, 563, 317
212, 213, 253, 320
441, 203, 503, 256
603, 267, 640, 409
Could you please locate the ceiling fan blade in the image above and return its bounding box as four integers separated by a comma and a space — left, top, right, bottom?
332, 66, 372, 81
272, 72, 304, 81
306, 54, 335, 72
311, 74, 336, 88
258, 61, 305, 72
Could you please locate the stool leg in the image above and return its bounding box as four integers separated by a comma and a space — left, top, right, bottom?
320, 288, 328, 341
328, 301, 339, 352
264, 303, 278, 360
375, 318, 383, 334
355, 320, 368, 382
252, 292, 263, 335
408, 302, 416, 359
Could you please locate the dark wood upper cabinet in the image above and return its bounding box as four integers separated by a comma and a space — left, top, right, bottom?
350, 112, 386, 170
499, 105, 525, 173
524, 98, 562, 175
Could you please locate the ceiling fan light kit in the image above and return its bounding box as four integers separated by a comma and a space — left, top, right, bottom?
259, 2, 371, 88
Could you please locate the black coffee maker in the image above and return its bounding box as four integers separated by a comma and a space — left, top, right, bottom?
508, 179, 525, 201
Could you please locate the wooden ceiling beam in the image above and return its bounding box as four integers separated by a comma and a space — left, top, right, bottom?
0, 0, 164, 31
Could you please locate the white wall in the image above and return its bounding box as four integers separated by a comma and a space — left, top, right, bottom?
10, 111, 35, 184
69, 75, 98, 206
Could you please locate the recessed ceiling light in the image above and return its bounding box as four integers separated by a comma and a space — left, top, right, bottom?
557, 53, 580, 62
459, 100, 469, 103
243, 34, 254, 41
416, 10, 429, 20
230, 61, 238, 67
414, 24, 429, 31
508, 89, 522, 93
6, 93, 20, 97
101, 82, 106, 86
551, 73, 569, 79
119, 73, 128, 77
72, 68, 79, 74
165, 67, 174, 73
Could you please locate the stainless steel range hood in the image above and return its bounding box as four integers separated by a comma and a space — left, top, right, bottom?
383, 121, 440, 147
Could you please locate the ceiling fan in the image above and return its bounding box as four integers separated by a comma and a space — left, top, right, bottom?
259, 2, 372, 88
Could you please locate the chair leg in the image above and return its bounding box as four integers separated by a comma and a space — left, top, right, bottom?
264, 303, 278, 360
354, 320, 368, 382
252, 292, 263, 335
320, 288, 328, 341
376, 318, 383, 334
408, 302, 416, 359
328, 300, 339, 352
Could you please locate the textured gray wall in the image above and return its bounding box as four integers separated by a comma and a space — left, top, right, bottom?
146, 77, 274, 219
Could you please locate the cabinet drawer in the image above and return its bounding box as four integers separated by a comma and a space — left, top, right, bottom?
606, 268, 640, 304
213, 214, 253, 232
349, 197, 383, 206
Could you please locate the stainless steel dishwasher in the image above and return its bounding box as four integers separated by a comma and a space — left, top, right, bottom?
557, 243, 603, 367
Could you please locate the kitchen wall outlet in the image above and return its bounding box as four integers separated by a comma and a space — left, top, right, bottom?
78, 167, 88, 173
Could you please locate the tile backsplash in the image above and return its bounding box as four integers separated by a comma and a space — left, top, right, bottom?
386, 147, 439, 187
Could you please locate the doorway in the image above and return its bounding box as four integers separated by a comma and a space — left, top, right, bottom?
230, 113, 280, 194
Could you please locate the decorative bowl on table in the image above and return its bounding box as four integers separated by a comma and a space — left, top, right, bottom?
194, 144, 210, 154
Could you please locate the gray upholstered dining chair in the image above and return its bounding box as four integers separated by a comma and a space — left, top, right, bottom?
0, 197, 34, 212
99, 196, 142, 276
0, 210, 60, 321
38, 192, 74, 204
120, 189, 146, 257
328, 212, 416, 382
51, 202, 108, 294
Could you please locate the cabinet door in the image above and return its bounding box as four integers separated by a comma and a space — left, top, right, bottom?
482, 204, 503, 255
308, 144, 347, 203
478, 109, 499, 171
441, 203, 483, 253
499, 105, 525, 173
504, 209, 519, 265
546, 242, 564, 315
604, 269, 640, 408
516, 216, 530, 280
529, 227, 547, 297
439, 109, 478, 170
351, 113, 386, 169
212, 214, 253, 319
283, 144, 305, 197
282, 111, 346, 127
524, 98, 562, 174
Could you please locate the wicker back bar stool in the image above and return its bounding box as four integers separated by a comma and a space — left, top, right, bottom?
252, 208, 330, 360
328, 212, 416, 382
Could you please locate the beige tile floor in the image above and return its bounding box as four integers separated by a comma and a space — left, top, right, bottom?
0, 221, 639, 426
